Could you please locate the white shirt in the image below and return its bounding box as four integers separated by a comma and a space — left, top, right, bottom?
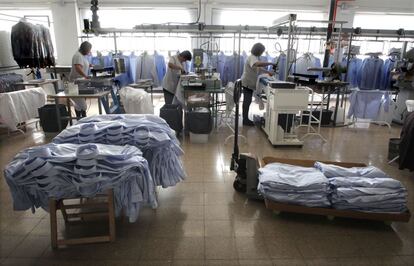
162, 55, 185, 94
241, 55, 259, 89
69, 51, 90, 82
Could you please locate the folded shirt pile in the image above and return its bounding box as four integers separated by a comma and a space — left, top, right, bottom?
4, 143, 157, 222
315, 162, 408, 213
329, 177, 408, 213
53, 114, 186, 188
258, 162, 331, 207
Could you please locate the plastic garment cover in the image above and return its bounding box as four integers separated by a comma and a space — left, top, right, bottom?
329, 176, 408, 213
0, 87, 46, 131
136, 54, 159, 86
292, 54, 322, 79
119, 87, 154, 114
0, 73, 24, 93
314, 161, 390, 179
11, 21, 55, 68
346, 89, 391, 120
53, 114, 185, 188
341, 57, 362, 88
357, 57, 384, 90
258, 162, 331, 207
4, 143, 157, 222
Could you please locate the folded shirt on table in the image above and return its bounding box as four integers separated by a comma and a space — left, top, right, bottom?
258, 162, 331, 207
4, 143, 157, 222
314, 161, 390, 179
53, 114, 186, 188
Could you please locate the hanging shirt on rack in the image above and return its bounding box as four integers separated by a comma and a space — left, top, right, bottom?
136, 53, 159, 86
381, 57, 397, 90
292, 54, 322, 79
341, 57, 362, 88
154, 52, 166, 84
357, 57, 384, 90
129, 53, 138, 83
276, 54, 287, 81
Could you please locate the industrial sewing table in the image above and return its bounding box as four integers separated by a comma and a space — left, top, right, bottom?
47, 90, 111, 131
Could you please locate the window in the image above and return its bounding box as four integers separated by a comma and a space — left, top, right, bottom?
79, 8, 197, 29
353, 13, 414, 30
212, 9, 325, 27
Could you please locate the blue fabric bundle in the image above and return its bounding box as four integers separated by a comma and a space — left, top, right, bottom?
53, 114, 186, 188
314, 161, 389, 179
4, 143, 157, 222
258, 162, 331, 207
329, 177, 408, 213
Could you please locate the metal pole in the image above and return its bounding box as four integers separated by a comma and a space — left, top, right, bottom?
285, 17, 293, 81
336, 23, 343, 64
323, 0, 337, 67
237, 31, 242, 78
401, 41, 408, 58
344, 32, 353, 82
113, 32, 118, 54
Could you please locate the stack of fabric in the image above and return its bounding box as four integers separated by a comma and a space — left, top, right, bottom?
258, 162, 331, 207
315, 162, 408, 213
4, 143, 157, 222
53, 114, 186, 188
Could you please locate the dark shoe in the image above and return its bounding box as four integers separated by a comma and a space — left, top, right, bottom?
75, 110, 82, 120
80, 110, 87, 118
243, 119, 255, 126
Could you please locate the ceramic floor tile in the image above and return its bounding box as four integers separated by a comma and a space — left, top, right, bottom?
235, 237, 270, 260
173, 237, 205, 259
272, 258, 307, 266
233, 219, 263, 237
1, 218, 42, 236
204, 220, 234, 237
398, 256, 414, 266
205, 260, 238, 266
205, 237, 237, 260
263, 237, 302, 259
140, 238, 177, 260
238, 259, 273, 266
204, 205, 232, 220
0, 235, 26, 258
172, 260, 206, 266
176, 220, 205, 237
296, 236, 363, 259
9, 235, 50, 258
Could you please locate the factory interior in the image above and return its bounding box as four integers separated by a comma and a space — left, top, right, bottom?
0, 0, 414, 265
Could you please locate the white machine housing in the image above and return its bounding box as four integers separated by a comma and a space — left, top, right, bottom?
263, 85, 309, 146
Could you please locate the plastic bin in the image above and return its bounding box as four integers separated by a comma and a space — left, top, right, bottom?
190, 132, 209, 143
187, 107, 212, 134
38, 104, 69, 133
160, 104, 183, 133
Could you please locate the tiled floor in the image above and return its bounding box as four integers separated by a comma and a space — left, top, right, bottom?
0, 95, 413, 266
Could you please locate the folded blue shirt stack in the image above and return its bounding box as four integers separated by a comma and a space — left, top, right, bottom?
4, 143, 157, 222
258, 162, 331, 207
53, 114, 186, 188
314, 161, 408, 213
328, 177, 408, 213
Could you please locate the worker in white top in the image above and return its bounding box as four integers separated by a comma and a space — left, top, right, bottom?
162, 50, 192, 104
241, 43, 275, 126
69, 41, 92, 119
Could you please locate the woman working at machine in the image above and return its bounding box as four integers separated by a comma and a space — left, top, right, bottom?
162, 50, 192, 104
241, 42, 275, 126
69, 41, 93, 119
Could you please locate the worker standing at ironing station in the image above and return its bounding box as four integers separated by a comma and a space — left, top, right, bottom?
69, 41, 92, 119
162, 50, 192, 104
241, 43, 275, 126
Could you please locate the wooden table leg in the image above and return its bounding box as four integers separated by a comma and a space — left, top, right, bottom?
49, 198, 58, 249
107, 189, 116, 242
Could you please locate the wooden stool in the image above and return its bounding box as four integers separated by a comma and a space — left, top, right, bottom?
49, 189, 116, 249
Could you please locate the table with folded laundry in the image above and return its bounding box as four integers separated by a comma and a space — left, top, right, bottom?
53, 114, 186, 188
258, 159, 409, 221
